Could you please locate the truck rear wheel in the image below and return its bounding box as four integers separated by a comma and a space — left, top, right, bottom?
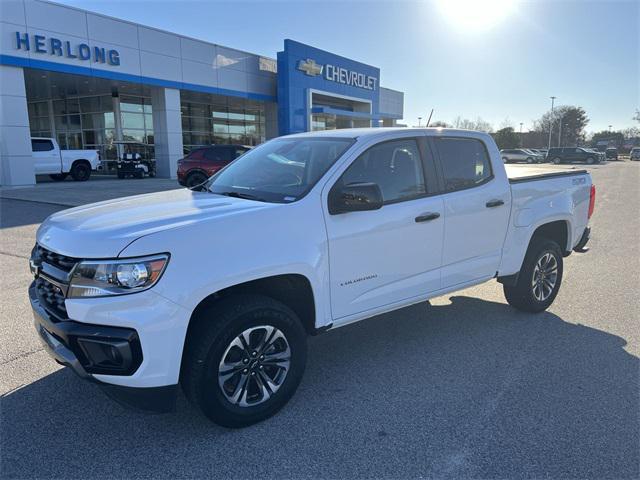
181, 294, 307, 428
503, 238, 563, 313
71, 161, 91, 181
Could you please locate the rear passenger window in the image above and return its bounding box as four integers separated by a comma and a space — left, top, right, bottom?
340, 139, 426, 204
31, 139, 54, 152
435, 138, 492, 192
204, 147, 232, 162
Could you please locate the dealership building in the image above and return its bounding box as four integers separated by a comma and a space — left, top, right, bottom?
0, 0, 404, 186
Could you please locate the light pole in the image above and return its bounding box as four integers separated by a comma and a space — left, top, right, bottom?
418, 117, 422, 127
519, 122, 523, 147
547, 96, 556, 151
608, 124, 612, 132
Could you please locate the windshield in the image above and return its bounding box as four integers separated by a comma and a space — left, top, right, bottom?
207, 137, 354, 203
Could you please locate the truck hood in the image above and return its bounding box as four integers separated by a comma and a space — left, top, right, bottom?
37, 189, 273, 258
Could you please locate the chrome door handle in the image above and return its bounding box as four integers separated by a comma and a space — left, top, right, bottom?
415, 212, 440, 222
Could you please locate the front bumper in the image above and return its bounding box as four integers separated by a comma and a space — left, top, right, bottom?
30, 283, 177, 412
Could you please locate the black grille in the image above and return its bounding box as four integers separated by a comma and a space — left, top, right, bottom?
32, 244, 80, 321
34, 245, 78, 272
35, 277, 67, 320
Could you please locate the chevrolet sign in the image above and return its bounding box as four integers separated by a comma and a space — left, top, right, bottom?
297, 58, 377, 91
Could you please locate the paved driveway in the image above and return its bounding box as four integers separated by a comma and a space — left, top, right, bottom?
1, 162, 638, 479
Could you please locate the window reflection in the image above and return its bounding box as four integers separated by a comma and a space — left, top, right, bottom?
181, 98, 266, 152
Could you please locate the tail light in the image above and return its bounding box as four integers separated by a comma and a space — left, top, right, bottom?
588, 184, 596, 219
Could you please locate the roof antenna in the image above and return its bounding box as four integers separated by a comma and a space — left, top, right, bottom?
426, 109, 434, 127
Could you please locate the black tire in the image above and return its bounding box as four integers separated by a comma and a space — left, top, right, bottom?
586, 156, 595, 165
503, 238, 563, 313
186, 171, 208, 188
502, 157, 509, 164
70, 161, 91, 181
117, 172, 125, 179
526, 157, 534, 164
135, 170, 144, 179
552, 157, 562, 165
181, 294, 307, 428
49, 173, 68, 181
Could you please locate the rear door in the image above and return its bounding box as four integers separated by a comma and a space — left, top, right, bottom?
324, 136, 444, 321
432, 136, 511, 288
31, 139, 60, 174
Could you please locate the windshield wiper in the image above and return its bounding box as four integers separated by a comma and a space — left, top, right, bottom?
216, 191, 266, 202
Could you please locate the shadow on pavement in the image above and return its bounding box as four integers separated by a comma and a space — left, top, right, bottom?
2, 296, 638, 479
0, 198, 67, 230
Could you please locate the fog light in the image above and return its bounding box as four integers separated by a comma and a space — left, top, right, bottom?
76, 338, 132, 371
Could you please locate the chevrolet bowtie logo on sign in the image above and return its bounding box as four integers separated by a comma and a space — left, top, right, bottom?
297, 57, 377, 91
297, 58, 323, 76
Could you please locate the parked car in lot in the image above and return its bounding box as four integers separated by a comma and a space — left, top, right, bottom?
500, 148, 544, 163
548, 147, 601, 165
29, 128, 595, 427
630, 147, 640, 161
177, 144, 251, 188
31, 137, 100, 181
605, 148, 619, 160
585, 148, 606, 163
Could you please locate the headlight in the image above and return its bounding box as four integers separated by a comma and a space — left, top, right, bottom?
68, 254, 169, 298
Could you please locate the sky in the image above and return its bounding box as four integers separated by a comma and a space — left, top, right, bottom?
56, 0, 639, 133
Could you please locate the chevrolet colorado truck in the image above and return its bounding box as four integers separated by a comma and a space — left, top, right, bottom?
29, 128, 595, 427
31, 137, 101, 181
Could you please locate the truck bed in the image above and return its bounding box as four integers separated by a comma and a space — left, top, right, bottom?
506, 165, 588, 184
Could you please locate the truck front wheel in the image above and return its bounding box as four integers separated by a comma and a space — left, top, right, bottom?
503, 238, 563, 313
181, 294, 307, 428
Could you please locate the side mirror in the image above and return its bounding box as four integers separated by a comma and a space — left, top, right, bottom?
329, 182, 383, 215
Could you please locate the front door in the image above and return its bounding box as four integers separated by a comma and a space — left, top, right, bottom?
433, 136, 511, 288
323, 137, 444, 321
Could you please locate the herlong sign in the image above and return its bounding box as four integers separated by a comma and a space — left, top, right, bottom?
14, 32, 120, 66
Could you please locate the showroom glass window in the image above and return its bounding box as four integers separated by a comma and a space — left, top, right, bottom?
181, 95, 266, 152
435, 137, 493, 191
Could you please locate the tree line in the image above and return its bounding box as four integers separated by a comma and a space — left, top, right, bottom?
428, 107, 640, 152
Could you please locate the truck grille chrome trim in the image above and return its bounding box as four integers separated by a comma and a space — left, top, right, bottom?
31, 244, 80, 321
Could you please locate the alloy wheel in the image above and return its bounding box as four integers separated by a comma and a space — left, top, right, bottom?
218, 325, 291, 407
531, 252, 558, 302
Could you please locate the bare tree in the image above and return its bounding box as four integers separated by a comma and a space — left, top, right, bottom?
532, 106, 589, 147
452, 116, 493, 132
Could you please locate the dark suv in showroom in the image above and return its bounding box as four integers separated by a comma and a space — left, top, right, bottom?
177, 145, 251, 187
547, 147, 602, 165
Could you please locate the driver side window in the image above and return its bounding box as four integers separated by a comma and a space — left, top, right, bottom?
340, 139, 426, 204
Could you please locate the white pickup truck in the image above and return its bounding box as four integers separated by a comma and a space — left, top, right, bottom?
31, 137, 100, 181
29, 128, 594, 427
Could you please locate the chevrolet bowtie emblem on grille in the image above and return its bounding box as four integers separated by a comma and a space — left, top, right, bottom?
297, 58, 323, 76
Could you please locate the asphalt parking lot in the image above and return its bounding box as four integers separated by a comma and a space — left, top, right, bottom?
1, 162, 639, 479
